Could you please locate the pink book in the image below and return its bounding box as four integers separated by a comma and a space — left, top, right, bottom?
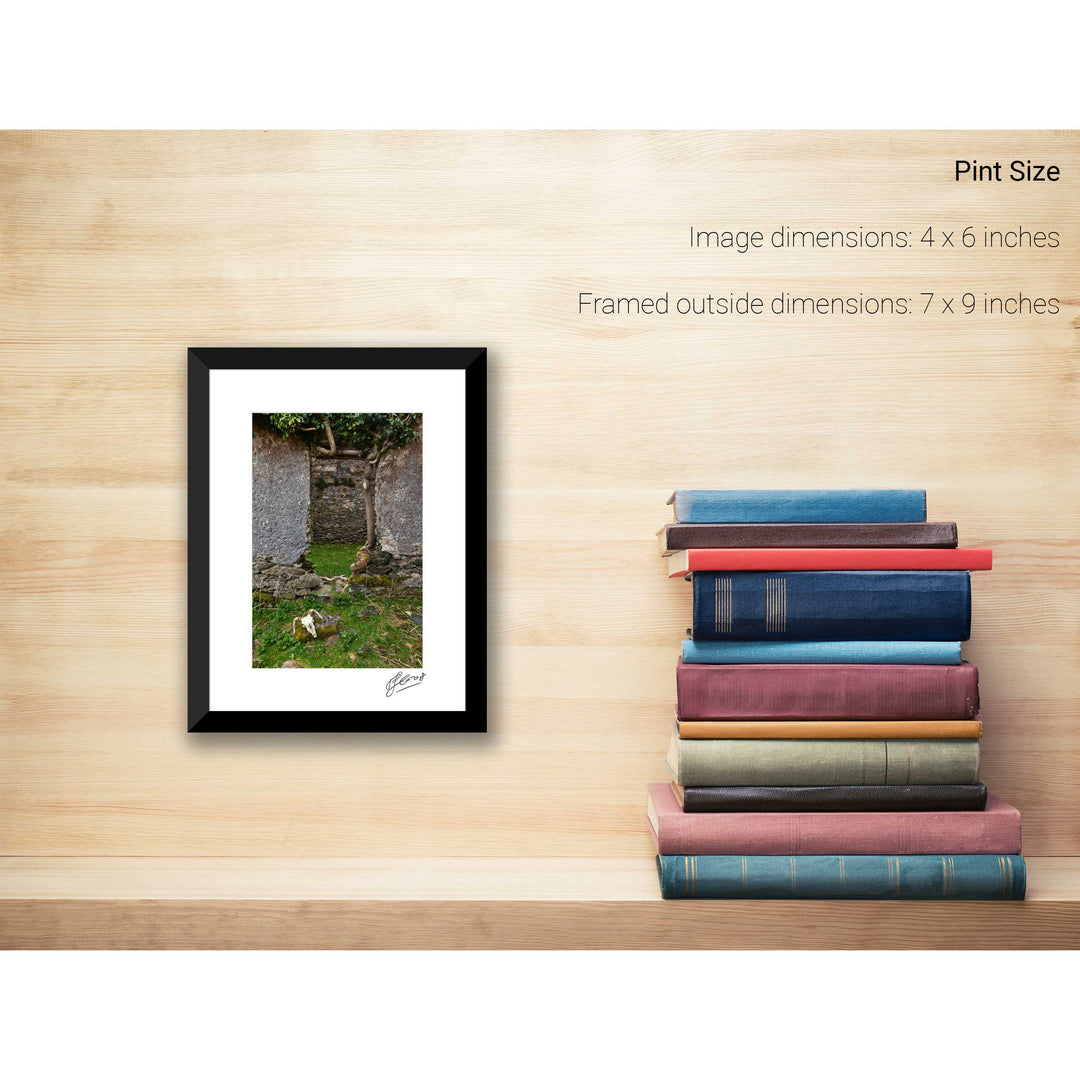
646, 782, 1021, 855
675, 661, 979, 719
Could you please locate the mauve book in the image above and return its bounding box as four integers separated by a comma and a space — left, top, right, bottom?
647, 783, 1020, 856
676, 661, 979, 720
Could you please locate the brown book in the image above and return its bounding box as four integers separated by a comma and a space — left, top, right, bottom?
670, 781, 990, 812
657, 521, 958, 556
677, 718, 983, 739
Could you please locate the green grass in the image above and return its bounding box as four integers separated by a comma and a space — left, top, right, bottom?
252, 591, 422, 669
308, 542, 358, 578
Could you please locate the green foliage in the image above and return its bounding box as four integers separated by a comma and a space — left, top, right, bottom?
265, 412, 421, 457
308, 543, 358, 578
252, 592, 422, 670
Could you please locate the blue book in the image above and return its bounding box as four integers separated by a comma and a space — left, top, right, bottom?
669, 489, 926, 523
692, 570, 971, 641
681, 639, 962, 665
658, 854, 1026, 900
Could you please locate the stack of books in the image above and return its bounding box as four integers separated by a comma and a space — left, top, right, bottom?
648, 488, 1026, 900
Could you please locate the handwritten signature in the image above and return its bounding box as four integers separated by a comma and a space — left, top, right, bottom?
385, 671, 426, 697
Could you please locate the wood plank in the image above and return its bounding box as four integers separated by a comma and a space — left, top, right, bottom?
0, 857, 1077, 949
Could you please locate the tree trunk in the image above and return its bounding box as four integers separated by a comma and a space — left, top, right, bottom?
360, 451, 383, 550
363, 479, 375, 550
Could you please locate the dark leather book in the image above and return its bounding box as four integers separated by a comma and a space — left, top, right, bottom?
675, 782, 989, 813
658, 521, 958, 555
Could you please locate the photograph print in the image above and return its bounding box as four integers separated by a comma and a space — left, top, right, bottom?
251, 411, 424, 672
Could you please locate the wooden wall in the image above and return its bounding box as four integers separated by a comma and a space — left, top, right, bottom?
2, 130, 1077, 858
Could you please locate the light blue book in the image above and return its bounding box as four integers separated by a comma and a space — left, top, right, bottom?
669, 489, 926, 523
681, 639, 962, 665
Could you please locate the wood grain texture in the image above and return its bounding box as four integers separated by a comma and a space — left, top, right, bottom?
2, 131, 1078, 878
1, 857, 1078, 949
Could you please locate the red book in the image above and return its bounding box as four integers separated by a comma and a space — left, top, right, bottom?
675, 661, 979, 719
647, 782, 1021, 855
666, 547, 992, 576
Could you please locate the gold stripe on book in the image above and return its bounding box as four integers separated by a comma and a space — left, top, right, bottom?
764, 577, 786, 632
713, 577, 732, 634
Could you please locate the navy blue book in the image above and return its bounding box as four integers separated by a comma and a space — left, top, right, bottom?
669, 489, 926, 524
692, 570, 971, 641
657, 854, 1025, 900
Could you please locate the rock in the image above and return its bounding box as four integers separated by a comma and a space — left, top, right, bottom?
291, 609, 341, 641
349, 573, 392, 589
253, 560, 343, 602
281, 660, 308, 669
252, 591, 275, 605
398, 573, 422, 590
323, 633, 341, 647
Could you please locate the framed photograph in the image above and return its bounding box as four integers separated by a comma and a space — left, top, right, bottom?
187, 347, 486, 732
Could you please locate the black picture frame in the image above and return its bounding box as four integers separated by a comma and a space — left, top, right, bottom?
187, 346, 487, 733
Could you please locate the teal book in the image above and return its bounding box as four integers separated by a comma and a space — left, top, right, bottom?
657, 854, 1026, 900
681, 640, 961, 665
669, 489, 926, 524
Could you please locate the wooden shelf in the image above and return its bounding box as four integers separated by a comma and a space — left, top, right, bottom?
3, 856, 1079, 949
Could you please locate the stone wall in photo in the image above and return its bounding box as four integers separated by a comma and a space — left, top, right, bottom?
375, 438, 422, 555
311, 456, 368, 544
251, 424, 310, 564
